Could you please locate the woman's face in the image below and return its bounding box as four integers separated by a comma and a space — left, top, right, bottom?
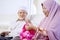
42, 4, 49, 17
18, 10, 27, 19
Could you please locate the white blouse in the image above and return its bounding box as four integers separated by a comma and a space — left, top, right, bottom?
8, 21, 26, 37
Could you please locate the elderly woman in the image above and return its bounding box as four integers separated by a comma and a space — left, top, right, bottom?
33, 0, 60, 40
0, 7, 31, 40
9, 7, 32, 40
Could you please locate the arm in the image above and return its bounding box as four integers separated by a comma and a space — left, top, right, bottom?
25, 18, 37, 31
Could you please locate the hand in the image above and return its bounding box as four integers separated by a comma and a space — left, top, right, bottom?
25, 25, 32, 30
32, 27, 49, 40
38, 27, 48, 36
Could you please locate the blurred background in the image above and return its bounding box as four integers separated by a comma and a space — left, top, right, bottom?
0, 0, 60, 32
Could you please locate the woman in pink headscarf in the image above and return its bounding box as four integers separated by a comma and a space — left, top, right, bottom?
32, 0, 60, 40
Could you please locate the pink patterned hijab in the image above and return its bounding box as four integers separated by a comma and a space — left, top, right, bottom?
40, 0, 60, 40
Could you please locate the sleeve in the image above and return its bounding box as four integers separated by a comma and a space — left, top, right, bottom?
46, 17, 60, 40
